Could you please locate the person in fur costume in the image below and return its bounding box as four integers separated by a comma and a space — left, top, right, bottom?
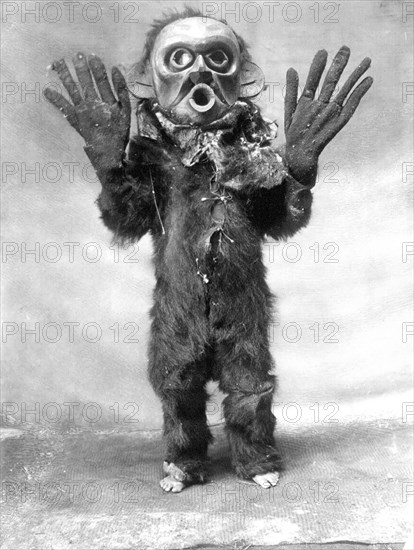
45, 9, 373, 492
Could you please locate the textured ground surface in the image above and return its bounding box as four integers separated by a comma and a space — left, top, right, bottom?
1, 419, 412, 550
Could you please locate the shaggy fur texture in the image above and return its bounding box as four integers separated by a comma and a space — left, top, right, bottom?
97, 98, 313, 482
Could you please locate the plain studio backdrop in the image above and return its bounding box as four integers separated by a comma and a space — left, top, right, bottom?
1, 0, 413, 432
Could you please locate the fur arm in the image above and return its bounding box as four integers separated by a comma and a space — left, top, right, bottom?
258, 145, 314, 240
247, 174, 313, 240
87, 137, 165, 243
217, 142, 314, 240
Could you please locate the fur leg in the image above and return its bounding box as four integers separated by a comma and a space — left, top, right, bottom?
211, 278, 282, 485
222, 379, 282, 480
148, 298, 212, 491
159, 386, 212, 491
149, 352, 212, 492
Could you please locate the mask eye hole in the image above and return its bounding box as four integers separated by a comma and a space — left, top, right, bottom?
206, 50, 230, 72
169, 48, 194, 70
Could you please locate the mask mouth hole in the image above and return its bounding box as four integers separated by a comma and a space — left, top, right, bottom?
189, 84, 215, 112
193, 88, 210, 106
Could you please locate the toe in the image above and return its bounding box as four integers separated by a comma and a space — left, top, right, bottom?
268, 473, 280, 486
253, 472, 280, 488
160, 479, 171, 492
171, 482, 184, 493
160, 475, 185, 493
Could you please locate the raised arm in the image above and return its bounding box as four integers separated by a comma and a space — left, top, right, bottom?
227, 47, 373, 240
44, 53, 158, 242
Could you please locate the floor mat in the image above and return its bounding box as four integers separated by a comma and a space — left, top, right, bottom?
1, 420, 412, 549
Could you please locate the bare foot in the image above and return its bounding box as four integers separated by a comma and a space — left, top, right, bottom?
160, 461, 186, 493
160, 475, 185, 493
253, 472, 280, 488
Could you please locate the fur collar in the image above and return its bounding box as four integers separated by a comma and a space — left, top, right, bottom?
136, 99, 278, 168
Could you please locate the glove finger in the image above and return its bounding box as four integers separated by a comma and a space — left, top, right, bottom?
52, 58, 82, 105
300, 50, 328, 101
334, 57, 371, 106
88, 54, 116, 105
285, 68, 299, 133
318, 46, 350, 103
73, 52, 99, 101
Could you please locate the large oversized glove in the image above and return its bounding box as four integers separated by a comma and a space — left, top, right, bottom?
44, 53, 131, 173
284, 46, 373, 184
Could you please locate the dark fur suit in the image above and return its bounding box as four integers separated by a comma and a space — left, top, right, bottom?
96, 97, 313, 484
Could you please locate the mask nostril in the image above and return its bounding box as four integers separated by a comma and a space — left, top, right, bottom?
189, 72, 200, 85
189, 71, 213, 85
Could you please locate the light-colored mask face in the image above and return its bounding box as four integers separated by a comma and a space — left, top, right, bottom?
150, 17, 242, 124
